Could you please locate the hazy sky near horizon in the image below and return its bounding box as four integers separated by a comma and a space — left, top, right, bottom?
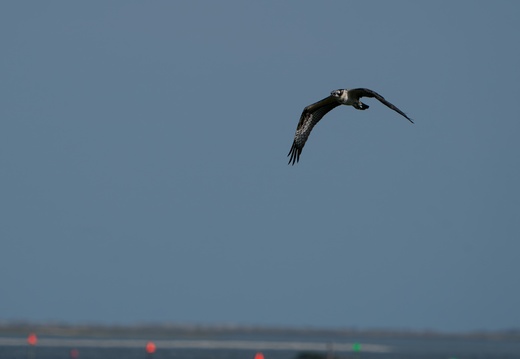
1, 1, 520, 332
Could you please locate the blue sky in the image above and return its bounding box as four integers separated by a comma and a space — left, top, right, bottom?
1, 1, 519, 332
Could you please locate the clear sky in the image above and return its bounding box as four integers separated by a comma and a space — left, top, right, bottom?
1, 1, 519, 333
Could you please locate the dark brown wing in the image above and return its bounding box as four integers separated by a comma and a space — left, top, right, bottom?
288, 96, 340, 165
349, 88, 413, 123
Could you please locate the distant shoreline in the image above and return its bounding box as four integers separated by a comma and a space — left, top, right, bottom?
1, 322, 519, 341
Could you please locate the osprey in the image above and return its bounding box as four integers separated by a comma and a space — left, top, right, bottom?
288, 88, 413, 165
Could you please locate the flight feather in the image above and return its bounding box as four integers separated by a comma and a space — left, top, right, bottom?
288, 96, 340, 165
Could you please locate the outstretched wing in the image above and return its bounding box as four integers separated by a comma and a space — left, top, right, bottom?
349, 88, 414, 123
288, 96, 340, 165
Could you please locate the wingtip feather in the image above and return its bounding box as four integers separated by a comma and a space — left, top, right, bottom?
287, 142, 301, 165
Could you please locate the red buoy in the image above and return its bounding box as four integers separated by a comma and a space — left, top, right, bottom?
254, 352, 265, 359
70, 348, 80, 359
27, 333, 38, 346
145, 341, 156, 354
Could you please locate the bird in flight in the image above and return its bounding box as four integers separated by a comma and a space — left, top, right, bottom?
288, 88, 413, 165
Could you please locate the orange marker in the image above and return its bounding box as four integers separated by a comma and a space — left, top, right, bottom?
145, 341, 156, 354
27, 333, 38, 346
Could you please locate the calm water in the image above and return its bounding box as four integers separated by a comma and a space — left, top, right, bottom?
1, 334, 520, 359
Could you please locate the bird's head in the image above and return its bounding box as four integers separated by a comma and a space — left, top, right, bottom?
331, 89, 344, 98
